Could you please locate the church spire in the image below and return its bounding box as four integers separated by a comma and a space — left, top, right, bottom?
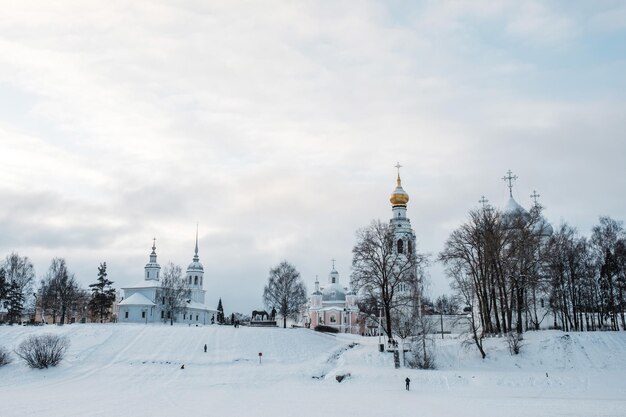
390, 162, 409, 207
395, 162, 402, 186
193, 224, 199, 261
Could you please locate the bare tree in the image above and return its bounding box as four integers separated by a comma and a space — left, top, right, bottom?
447, 259, 487, 359
351, 220, 425, 338
263, 261, 307, 328
40, 258, 81, 325
160, 262, 190, 325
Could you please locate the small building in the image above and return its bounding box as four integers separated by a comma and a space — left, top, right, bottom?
307, 264, 360, 334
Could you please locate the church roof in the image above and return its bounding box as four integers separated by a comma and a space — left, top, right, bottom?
503, 197, 527, 215
187, 260, 204, 272
119, 292, 155, 306
533, 217, 554, 237
125, 280, 159, 289
186, 300, 216, 312
322, 283, 347, 302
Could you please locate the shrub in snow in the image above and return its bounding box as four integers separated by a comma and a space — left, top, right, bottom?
406, 336, 436, 369
15, 334, 69, 369
507, 332, 524, 355
0, 346, 11, 366
314, 325, 339, 333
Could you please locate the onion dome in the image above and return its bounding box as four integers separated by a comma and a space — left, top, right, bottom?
533, 218, 554, 237
322, 283, 347, 302
390, 174, 409, 207
502, 196, 530, 229
504, 197, 527, 216
312, 277, 322, 295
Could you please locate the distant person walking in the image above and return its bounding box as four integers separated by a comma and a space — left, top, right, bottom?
405, 377, 410, 391
204, 344, 207, 353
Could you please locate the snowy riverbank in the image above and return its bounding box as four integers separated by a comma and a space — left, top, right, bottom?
1, 324, 625, 417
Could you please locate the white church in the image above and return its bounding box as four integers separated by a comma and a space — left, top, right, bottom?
118, 233, 217, 324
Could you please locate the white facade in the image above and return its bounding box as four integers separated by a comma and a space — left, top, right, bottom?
118, 236, 217, 325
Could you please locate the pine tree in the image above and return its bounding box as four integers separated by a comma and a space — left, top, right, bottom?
216, 298, 224, 324
0, 268, 7, 303
7, 281, 25, 324
88, 262, 116, 323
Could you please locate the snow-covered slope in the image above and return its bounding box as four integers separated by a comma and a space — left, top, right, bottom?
1, 325, 625, 417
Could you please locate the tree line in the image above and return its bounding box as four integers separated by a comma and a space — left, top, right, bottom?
0, 254, 116, 325
438, 204, 625, 357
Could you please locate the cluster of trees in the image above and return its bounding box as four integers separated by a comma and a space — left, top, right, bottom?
0, 253, 117, 325
439, 204, 625, 357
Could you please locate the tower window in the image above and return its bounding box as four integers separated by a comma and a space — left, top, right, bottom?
125, 311, 128, 319
147, 271, 150, 279
157, 271, 159, 279
189, 276, 192, 284
194, 276, 198, 285
408, 240, 413, 254
397, 239, 404, 254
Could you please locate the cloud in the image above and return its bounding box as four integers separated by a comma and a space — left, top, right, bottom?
0, 0, 624, 309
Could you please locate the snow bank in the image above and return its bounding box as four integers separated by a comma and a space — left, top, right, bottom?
1, 325, 625, 417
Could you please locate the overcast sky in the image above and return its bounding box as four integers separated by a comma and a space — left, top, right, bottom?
1, 1, 625, 313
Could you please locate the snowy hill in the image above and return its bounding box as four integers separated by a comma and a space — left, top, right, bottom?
1, 325, 625, 417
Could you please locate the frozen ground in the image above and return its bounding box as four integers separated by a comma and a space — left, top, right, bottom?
1, 324, 625, 417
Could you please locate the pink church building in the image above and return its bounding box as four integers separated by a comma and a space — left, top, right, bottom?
307, 265, 360, 334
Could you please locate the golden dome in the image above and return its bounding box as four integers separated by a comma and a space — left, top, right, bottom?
389, 174, 409, 206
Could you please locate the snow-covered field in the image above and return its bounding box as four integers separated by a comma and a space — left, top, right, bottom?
1, 324, 625, 417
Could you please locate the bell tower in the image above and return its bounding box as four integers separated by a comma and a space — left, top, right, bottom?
144, 238, 161, 281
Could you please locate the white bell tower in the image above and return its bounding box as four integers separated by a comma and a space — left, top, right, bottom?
144, 238, 161, 281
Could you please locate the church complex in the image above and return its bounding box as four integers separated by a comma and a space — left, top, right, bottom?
116, 165, 421, 329
116, 166, 546, 331
118, 232, 217, 324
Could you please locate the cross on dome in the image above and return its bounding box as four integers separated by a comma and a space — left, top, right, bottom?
502, 170, 518, 198
530, 190, 541, 205
479, 195, 489, 209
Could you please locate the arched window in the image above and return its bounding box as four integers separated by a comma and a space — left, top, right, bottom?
397, 239, 404, 254
330, 315, 336, 323
189, 276, 192, 284
200, 277, 202, 286
194, 276, 198, 285
147, 271, 150, 279
408, 240, 413, 254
